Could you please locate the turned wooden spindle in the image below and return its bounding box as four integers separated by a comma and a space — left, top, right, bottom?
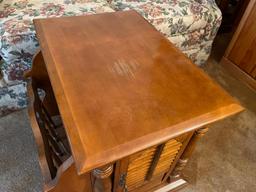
93, 164, 114, 192
169, 127, 209, 181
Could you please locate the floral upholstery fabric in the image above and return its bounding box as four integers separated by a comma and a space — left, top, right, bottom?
0, 0, 221, 116
0, 0, 114, 82
110, 0, 222, 65
0, 81, 27, 116
0, 0, 114, 115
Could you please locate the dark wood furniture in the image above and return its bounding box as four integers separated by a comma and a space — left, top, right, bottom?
27, 11, 243, 192
217, 0, 250, 33
221, 0, 256, 90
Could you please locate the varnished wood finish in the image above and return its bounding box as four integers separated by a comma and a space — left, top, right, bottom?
92, 164, 113, 192
27, 83, 53, 186
27, 52, 71, 180
152, 139, 182, 177
222, 57, 256, 91
221, 0, 256, 90
33, 10, 243, 175
169, 127, 208, 182
25, 51, 59, 116
224, 0, 255, 56
228, 0, 256, 76
145, 143, 165, 181
49, 161, 93, 192
113, 158, 130, 192
113, 133, 193, 192
26, 51, 92, 192
126, 146, 158, 190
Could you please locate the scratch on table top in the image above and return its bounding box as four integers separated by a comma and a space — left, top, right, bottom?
109, 59, 139, 79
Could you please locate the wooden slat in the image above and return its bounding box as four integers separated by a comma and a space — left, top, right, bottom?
28, 73, 71, 179
126, 145, 157, 190
125, 137, 184, 191
153, 139, 182, 177
146, 144, 165, 180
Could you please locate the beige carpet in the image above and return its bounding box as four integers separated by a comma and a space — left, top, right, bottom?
181, 58, 256, 192
0, 58, 256, 192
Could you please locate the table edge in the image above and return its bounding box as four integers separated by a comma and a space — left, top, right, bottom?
33, 17, 244, 175
78, 103, 243, 174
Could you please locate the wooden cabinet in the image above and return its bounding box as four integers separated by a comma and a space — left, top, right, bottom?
221, 0, 256, 90
26, 56, 210, 191
216, 0, 250, 33
113, 133, 192, 192
29, 11, 243, 192
26, 64, 202, 191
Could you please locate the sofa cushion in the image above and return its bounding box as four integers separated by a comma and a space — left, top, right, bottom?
110, 0, 221, 35
0, 81, 27, 116
0, 0, 114, 82
110, 0, 222, 64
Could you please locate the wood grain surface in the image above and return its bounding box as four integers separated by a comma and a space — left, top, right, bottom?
34, 10, 243, 175
227, 0, 256, 77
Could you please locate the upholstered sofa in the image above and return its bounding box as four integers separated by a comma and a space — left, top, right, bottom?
0, 0, 222, 116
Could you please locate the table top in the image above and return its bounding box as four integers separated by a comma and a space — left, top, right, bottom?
34, 10, 243, 174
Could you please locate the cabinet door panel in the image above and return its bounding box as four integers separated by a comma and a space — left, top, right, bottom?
113, 133, 192, 192
228, 1, 256, 76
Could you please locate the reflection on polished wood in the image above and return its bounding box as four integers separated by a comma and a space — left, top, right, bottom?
93, 164, 114, 192
34, 10, 243, 175
29, 11, 244, 192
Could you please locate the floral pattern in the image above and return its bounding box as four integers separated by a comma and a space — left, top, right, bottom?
0, 81, 27, 116
0, 6, 15, 18
3, 19, 31, 34
0, 0, 114, 115
40, 3, 65, 17
0, 0, 222, 116
0, 0, 114, 82
110, 0, 222, 65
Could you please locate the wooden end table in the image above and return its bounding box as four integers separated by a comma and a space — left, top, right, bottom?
28, 10, 243, 192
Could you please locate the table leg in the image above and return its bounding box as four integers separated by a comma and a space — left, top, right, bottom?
169, 127, 209, 182
93, 164, 113, 192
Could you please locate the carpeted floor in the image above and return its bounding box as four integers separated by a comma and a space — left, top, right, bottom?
0, 58, 256, 192
0, 108, 42, 192
181, 58, 256, 192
